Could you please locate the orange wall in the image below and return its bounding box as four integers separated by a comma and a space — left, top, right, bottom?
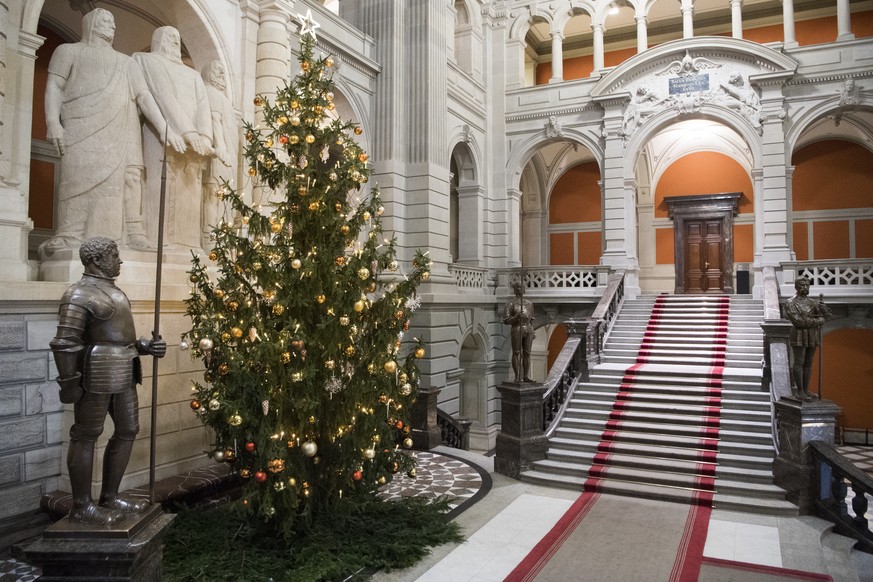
550, 233, 574, 265
811, 329, 873, 429
792, 141, 873, 211
28, 160, 55, 229
577, 232, 601, 265
734, 224, 754, 264
550, 163, 601, 223
656, 228, 674, 265
792, 140, 873, 260
857, 219, 873, 259
547, 324, 569, 371
654, 152, 753, 218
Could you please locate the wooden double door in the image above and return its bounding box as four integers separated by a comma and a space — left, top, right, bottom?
684, 219, 725, 293
665, 193, 741, 295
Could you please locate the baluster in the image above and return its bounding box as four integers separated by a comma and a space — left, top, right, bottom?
849, 481, 869, 532
831, 469, 849, 516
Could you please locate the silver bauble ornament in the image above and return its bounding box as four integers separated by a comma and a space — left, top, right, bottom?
301, 440, 318, 457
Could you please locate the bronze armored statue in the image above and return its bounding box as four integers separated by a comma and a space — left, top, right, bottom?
504, 282, 535, 383
783, 276, 831, 401
50, 237, 166, 525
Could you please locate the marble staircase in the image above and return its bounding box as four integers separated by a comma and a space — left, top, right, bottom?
521, 294, 797, 515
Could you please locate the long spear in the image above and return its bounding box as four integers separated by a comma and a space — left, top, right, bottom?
149, 125, 169, 505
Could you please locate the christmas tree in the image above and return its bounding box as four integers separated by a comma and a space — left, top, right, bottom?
183, 13, 430, 537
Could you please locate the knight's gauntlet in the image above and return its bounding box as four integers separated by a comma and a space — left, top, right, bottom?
57, 373, 83, 404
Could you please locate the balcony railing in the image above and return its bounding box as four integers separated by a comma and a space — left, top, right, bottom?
448, 265, 492, 292
810, 441, 873, 554
497, 266, 611, 297
781, 260, 873, 298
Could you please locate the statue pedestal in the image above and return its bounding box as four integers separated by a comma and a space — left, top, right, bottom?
410, 386, 442, 450
494, 381, 548, 479
23, 505, 175, 581
773, 396, 842, 513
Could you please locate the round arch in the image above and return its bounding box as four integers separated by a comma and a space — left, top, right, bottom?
786, 99, 873, 155
506, 129, 604, 193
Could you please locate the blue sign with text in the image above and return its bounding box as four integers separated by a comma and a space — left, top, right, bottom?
669, 74, 710, 95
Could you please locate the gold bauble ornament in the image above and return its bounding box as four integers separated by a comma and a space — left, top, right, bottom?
209, 398, 220, 411
240, 468, 251, 479
228, 414, 243, 426
384, 360, 397, 374
345, 345, 356, 356
208, 251, 218, 261
291, 371, 304, 382
225, 449, 236, 462
340, 225, 350, 235
354, 126, 363, 135
289, 134, 300, 144
214, 288, 225, 299
248, 167, 257, 176
301, 61, 310, 71
335, 203, 343, 211
277, 115, 288, 126
253, 262, 262, 271
231, 327, 243, 339
272, 304, 285, 315
415, 347, 426, 359
358, 153, 369, 162
407, 468, 416, 478
316, 294, 326, 304
280, 352, 291, 364
399, 383, 413, 396
326, 57, 335, 68
264, 138, 273, 148
218, 363, 230, 375
267, 459, 286, 473
190, 399, 201, 411
271, 222, 282, 233
362, 211, 371, 221
290, 115, 301, 126
358, 268, 370, 280
253, 96, 264, 106
335, 256, 345, 266
308, 202, 319, 211
339, 316, 350, 326
227, 300, 239, 311
403, 438, 413, 448
377, 476, 387, 485
353, 300, 365, 312
291, 258, 302, 269
298, 185, 308, 196
290, 100, 300, 109
305, 134, 315, 144
394, 310, 405, 320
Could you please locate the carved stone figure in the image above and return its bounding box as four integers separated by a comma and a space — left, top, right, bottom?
39, 9, 184, 258
545, 115, 563, 138
504, 282, 535, 383
50, 237, 167, 525
784, 276, 831, 400
839, 78, 860, 106
201, 60, 238, 249
134, 26, 213, 249
623, 85, 663, 134
717, 71, 761, 126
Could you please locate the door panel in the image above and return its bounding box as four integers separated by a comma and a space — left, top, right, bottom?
684, 219, 724, 293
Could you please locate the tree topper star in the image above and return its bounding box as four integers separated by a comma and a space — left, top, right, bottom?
296, 9, 320, 40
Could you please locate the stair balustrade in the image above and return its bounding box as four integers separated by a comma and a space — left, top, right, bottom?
809, 441, 873, 554
761, 265, 793, 453
436, 408, 472, 450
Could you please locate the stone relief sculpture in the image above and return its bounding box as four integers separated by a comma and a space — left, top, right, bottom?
622, 85, 663, 135
201, 60, 238, 249
545, 115, 564, 138
839, 78, 860, 106
50, 237, 167, 525
39, 9, 185, 258
783, 276, 831, 401
135, 26, 213, 249
715, 71, 761, 127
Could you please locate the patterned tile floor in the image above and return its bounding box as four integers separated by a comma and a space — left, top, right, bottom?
0, 450, 488, 582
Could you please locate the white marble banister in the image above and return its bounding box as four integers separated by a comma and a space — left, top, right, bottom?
781, 260, 873, 298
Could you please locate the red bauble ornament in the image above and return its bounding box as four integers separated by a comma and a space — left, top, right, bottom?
245, 442, 256, 453
254, 471, 267, 483
395, 420, 404, 430
352, 470, 363, 481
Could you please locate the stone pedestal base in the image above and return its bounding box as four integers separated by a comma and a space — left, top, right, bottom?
774, 396, 842, 514
494, 381, 547, 479
410, 386, 441, 450
23, 505, 175, 581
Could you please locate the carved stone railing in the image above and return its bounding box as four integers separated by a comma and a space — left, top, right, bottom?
436, 408, 472, 450
760, 266, 792, 453
540, 269, 625, 435
497, 266, 611, 296
449, 264, 492, 292
809, 441, 873, 554
541, 337, 582, 436
781, 259, 873, 298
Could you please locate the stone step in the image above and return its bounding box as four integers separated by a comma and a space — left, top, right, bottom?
546, 441, 774, 471
604, 344, 762, 356
566, 400, 772, 422
594, 362, 763, 383
601, 354, 761, 369
575, 390, 769, 409
549, 432, 776, 458
584, 377, 765, 395
559, 416, 773, 440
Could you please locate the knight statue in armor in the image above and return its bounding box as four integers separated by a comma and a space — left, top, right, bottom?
783, 276, 831, 401
50, 237, 166, 525
503, 282, 535, 383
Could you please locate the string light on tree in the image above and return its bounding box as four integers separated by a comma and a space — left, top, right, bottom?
181, 14, 430, 537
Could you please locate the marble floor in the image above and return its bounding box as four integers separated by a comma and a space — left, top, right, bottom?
2, 446, 872, 582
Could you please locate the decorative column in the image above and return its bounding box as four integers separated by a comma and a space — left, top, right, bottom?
592, 24, 605, 75
506, 37, 527, 89
836, 0, 854, 41
549, 31, 564, 83
635, 14, 648, 53
754, 72, 795, 267
508, 188, 522, 267
681, 0, 694, 38
0, 30, 42, 281
494, 380, 547, 479
256, 0, 294, 105
773, 398, 842, 512
731, 0, 743, 39
456, 185, 484, 264
782, 0, 797, 48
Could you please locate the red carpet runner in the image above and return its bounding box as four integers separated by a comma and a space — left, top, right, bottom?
506, 295, 731, 582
